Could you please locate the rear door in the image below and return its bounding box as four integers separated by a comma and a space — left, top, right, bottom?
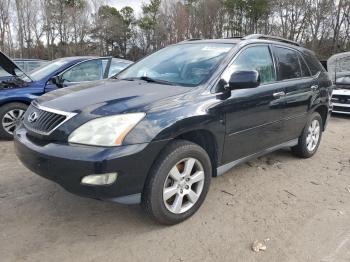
219, 44, 287, 163
271, 45, 316, 140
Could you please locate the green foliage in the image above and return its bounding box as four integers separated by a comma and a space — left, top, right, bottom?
91, 4, 136, 57
120, 6, 135, 25
142, 0, 161, 16
245, 0, 271, 22
139, 0, 161, 31
223, 0, 245, 11
98, 5, 122, 19
64, 0, 86, 8
223, 0, 271, 20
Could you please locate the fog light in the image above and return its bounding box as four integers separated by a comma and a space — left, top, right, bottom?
81, 173, 118, 185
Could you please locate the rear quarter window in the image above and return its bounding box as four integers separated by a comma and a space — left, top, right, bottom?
302, 50, 325, 75
274, 46, 302, 80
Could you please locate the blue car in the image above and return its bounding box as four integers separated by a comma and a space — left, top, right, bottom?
0, 51, 132, 139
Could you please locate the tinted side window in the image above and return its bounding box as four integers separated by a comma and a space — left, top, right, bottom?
302, 50, 324, 75
274, 47, 301, 80
222, 45, 276, 84
298, 54, 311, 77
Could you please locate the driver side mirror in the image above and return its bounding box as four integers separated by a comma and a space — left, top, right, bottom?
228, 70, 260, 90
50, 75, 63, 88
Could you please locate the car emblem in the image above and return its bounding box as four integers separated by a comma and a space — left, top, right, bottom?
28, 112, 39, 123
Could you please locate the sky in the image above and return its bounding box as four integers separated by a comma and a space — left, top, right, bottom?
108, 0, 150, 14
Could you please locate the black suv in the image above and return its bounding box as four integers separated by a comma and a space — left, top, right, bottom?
14, 35, 333, 224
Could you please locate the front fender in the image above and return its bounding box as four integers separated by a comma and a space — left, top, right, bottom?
123, 92, 226, 166
0, 85, 44, 106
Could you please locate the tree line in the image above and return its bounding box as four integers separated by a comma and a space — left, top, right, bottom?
0, 0, 349, 62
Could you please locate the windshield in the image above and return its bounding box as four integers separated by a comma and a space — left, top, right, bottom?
118, 43, 234, 86
0, 66, 31, 82
327, 52, 350, 83
29, 59, 69, 81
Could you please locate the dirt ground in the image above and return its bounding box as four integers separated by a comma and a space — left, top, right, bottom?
1, 115, 350, 262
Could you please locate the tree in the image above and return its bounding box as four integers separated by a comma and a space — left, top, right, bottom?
139, 0, 162, 53
1, 0, 349, 61
0, 0, 12, 55
119, 6, 136, 57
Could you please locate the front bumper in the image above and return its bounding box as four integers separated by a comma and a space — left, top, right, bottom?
14, 127, 168, 204
332, 89, 350, 115
332, 102, 350, 115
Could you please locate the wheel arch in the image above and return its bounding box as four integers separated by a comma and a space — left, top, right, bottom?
0, 99, 31, 108
313, 104, 328, 131
174, 129, 219, 177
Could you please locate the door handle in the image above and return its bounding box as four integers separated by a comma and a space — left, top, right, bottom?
311, 85, 318, 91
273, 91, 286, 98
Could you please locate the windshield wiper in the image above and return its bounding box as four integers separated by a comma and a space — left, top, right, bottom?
139, 76, 175, 85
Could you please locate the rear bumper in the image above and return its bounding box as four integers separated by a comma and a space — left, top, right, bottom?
14, 127, 168, 204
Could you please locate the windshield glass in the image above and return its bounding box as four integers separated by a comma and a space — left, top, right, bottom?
0, 67, 31, 82
29, 59, 69, 81
118, 43, 234, 86
327, 52, 350, 83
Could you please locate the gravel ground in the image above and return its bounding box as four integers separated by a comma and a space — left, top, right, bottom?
1, 115, 350, 262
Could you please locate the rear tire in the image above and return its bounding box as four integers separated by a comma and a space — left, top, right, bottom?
0, 103, 28, 140
142, 140, 212, 225
291, 112, 322, 158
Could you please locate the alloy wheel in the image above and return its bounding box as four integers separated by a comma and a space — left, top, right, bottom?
306, 119, 320, 152
163, 158, 205, 214
1, 109, 25, 135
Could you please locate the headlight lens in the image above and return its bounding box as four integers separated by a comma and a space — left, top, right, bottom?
68, 113, 145, 146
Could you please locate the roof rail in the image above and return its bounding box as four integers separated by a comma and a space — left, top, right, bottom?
224, 36, 243, 39
185, 38, 203, 41
242, 34, 301, 47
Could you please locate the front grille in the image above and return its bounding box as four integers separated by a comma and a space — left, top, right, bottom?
23, 104, 67, 135
332, 95, 350, 104
333, 106, 350, 113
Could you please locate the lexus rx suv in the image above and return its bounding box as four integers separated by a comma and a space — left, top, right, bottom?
14, 35, 333, 224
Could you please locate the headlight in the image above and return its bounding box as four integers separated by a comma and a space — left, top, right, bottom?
68, 113, 145, 146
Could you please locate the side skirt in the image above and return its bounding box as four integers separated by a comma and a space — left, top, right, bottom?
217, 139, 298, 176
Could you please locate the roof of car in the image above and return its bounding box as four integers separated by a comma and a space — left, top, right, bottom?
179, 38, 242, 44
13, 58, 48, 62
54, 56, 102, 62
179, 34, 306, 51
53, 56, 133, 63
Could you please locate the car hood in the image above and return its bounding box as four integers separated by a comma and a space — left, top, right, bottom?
333, 89, 350, 95
36, 79, 192, 114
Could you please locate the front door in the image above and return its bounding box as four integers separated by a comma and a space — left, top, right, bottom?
219, 44, 287, 164
58, 58, 110, 88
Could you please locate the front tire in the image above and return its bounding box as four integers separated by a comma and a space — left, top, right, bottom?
142, 140, 212, 225
0, 103, 28, 140
292, 112, 323, 158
